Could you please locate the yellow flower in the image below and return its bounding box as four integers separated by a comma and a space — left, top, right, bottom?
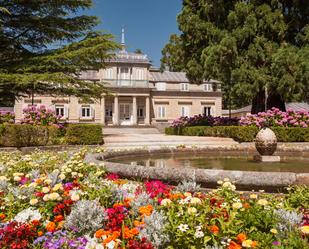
300, 225, 309, 234
161, 198, 172, 206
49, 192, 60, 201
30, 198, 38, 205
52, 183, 62, 191
59, 174, 66, 180
42, 187, 50, 193
184, 192, 192, 197
188, 207, 197, 215
249, 194, 258, 199
270, 228, 278, 234
217, 180, 223, 185
190, 197, 201, 205
242, 239, 253, 248
232, 202, 243, 209
13, 176, 21, 182
257, 199, 268, 206
71, 193, 80, 201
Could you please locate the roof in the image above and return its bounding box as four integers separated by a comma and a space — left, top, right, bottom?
107, 50, 151, 64
149, 71, 220, 83
222, 102, 309, 115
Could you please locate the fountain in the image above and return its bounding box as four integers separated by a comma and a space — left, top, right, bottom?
253, 127, 281, 162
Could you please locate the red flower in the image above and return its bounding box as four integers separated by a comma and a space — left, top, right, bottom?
127, 237, 154, 249
144, 180, 171, 199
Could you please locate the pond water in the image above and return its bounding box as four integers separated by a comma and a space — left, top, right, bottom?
109, 154, 309, 173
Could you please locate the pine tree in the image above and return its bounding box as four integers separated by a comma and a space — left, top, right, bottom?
0, 0, 120, 106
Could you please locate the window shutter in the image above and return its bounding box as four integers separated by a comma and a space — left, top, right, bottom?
64, 105, 69, 119
79, 106, 82, 118
91, 106, 95, 118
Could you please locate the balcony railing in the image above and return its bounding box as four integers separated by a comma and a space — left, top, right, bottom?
102, 79, 149, 88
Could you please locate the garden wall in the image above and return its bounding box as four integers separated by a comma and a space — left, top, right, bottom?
165, 126, 309, 142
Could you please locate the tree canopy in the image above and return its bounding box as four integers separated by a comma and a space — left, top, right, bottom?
0, 0, 120, 106
162, 0, 309, 113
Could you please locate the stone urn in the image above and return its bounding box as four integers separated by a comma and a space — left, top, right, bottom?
255, 128, 277, 156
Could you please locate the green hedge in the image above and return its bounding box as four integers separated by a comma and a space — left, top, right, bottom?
65, 124, 103, 145
165, 126, 309, 142
0, 124, 60, 147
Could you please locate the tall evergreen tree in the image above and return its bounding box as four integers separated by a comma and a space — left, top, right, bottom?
161, 34, 185, 72
164, 0, 308, 113
0, 0, 120, 106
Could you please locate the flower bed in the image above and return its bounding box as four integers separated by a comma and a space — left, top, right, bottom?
0, 150, 308, 248
240, 108, 309, 128
0, 111, 15, 124
171, 115, 239, 128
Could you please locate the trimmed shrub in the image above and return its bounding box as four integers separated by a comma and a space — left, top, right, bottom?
165, 126, 309, 143
0, 124, 59, 147
65, 124, 103, 145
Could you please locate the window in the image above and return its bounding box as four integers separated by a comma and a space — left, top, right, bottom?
120, 67, 130, 79
136, 68, 144, 80
156, 82, 166, 91
181, 106, 190, 117
157, 106, 166, 118
180, 83, 189, 91
55, 105, 66, 118
81, 106, 92, 118
105, 68, 113, 79
105, 106, 113, 117
137, 107, 144, 118
204, 83, 213, 92
203, 106, 212, 116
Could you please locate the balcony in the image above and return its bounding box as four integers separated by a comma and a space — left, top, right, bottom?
102, 79, 149, 88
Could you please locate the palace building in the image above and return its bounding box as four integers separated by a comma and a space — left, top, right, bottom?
14, 29, 222, 127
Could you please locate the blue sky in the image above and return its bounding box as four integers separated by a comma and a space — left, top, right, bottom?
84, 0, 182, 67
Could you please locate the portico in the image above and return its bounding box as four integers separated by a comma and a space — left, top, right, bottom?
101, 94, 151, 126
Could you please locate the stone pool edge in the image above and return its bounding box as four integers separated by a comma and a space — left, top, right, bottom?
85, 147, 309, 190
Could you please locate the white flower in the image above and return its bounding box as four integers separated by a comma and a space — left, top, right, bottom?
13, 176, 21, 182
161, 198, 172, 206
217, 180, 223, 185
190, 197, 201, 205
14, 208, 41, 223
194, 230, 204, 238
44, 179, 52, 184
49, 192, 61, 201
85, 237, 104, 249
178, 224, 189, 232
30, 199, 38, 205
257, 199, 268, 206
188, 207, 197, 215
43, 194, 49, 201
59, 174, 66, 180
232, 202, 243, 209
0, 176, 8, 181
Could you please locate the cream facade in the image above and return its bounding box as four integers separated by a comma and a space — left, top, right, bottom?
14, 41, 222, 126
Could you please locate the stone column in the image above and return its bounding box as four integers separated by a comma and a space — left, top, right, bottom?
100, 97, 105, 125
145, 96, 150, 125
132, 96, 137, 125
113, 96, 119, 125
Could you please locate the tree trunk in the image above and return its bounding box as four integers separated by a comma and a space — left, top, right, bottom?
251, 89, 286, 114
251, 89, 265, 114
267, 92, 286, 112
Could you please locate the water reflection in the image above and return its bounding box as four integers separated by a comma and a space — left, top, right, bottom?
110, 155, 309, 173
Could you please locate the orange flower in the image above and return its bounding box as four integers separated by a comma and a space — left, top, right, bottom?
0, 213, 6, 220
95, 229, 110, 238
37, 231, 43, 236
57, 221, 65, 229
243, 202, 250, 209
124, 198, 132, 207
113, 203, 124, 208
123, 227, 139, 239
236, 233, 247, 243
103, 231, 120, 245
209, 225, 220, 235
251, 241, 258, 248
31, 220, 40, 226
138, 205, 153, 216
54, 215, 64, 222
228, 241, 242, 249
46, 221, 56, 232
133, 220, 145, 227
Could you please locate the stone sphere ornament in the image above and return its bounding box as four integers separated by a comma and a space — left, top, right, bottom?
255, 128, 277, 156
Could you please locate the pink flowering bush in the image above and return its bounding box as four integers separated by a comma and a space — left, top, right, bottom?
21, 105, 61, 126
0, 111, 15, 124
240, 107, 309, 128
